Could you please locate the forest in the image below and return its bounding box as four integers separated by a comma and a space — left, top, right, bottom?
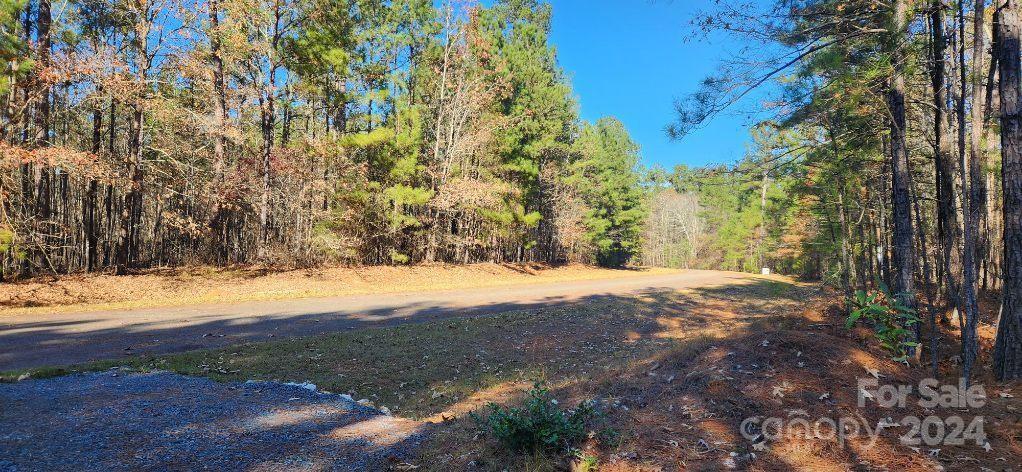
652, 0, 1022, 383
0, 0, 646, 276
2, 0, 1022, 382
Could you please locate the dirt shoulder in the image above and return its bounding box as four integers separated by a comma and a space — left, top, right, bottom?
0, 263, 678, 316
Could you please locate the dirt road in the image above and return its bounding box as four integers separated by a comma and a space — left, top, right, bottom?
1, 269, 765, 371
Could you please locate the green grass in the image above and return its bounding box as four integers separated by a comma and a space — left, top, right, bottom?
0, 366, 70, 383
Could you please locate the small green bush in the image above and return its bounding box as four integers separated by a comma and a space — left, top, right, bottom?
471, 383, 602, 454
845, 283, 920, 361
575, 450, 600, 471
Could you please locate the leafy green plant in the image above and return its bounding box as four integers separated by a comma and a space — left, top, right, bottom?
471, 383, 604, 454
575, 450, 600, 471
0, 227, 13, 253
0, 226, 24, 261
845, 283, 920, 360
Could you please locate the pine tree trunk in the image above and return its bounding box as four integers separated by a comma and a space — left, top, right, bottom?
35, 0, 50, 148
957, 0, 983, 384
994, 0, 1022, 380
931, 1, 962, 307
258, 93, 274, 259
86, 95, 102, 271
972, 0, 990, 283
117, 15, 149, 274
30, 0, 52, 275
825, 118, 852, 299
210, 0, 228, 182
889, 0, 919, 349
209, 0, 231, 262
117, 104, 144, 274
910, 168, 941, 376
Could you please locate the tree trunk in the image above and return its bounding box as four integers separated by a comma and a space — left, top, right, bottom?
838, 187, 852, 299
930, 1, 963, 308
86, 93, 102, 272
30, 0, 52, 274
958, 0, 984, 384
117, 103, 144, 274
910, 167, 941, 376
117, 13, 150, 274
973, 0, 991, 285
35, 0, 50, 145
208, 0, 232, 261
994, 0, 1022, 380
210, 0, 228, 182
889, 0, 919, 350
758, 169, 769, 271
258, 91, 274, 259
824, 117, 852, 300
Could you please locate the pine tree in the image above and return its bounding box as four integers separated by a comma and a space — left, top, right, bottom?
569, 118, 645, 267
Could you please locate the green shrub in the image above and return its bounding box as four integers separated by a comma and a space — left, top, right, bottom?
0, 227, 13, 252
575, 451, 600, 471
471, 383, 603, 454
0, 226, 25, 261
845, 283, 920, 361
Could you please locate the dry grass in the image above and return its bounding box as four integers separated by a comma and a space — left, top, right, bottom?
0, 262, 678, 316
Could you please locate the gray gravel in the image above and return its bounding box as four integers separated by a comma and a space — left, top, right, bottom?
0, 370, 427, 471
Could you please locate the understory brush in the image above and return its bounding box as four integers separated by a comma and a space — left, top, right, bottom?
470, 383, 614, 461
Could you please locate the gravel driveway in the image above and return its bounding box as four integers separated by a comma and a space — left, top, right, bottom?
0, 370, 425, 471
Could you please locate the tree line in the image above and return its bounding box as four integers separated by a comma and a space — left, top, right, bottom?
658, 0, 1022, 381
0, 0, 647, 276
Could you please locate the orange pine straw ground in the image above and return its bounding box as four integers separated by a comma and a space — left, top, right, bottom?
418, 288, 1020, 471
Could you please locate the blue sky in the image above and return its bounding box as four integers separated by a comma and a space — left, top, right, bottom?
546, 0, 767, 169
